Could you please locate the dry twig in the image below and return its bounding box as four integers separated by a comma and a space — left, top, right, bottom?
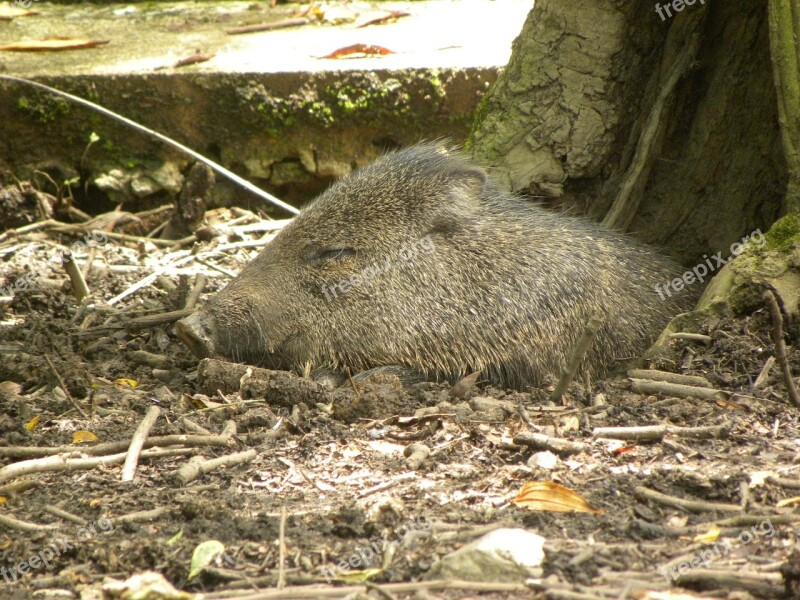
763, 289, 800, 408
122, 406, 161, 482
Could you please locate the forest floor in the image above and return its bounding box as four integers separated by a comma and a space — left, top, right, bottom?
1, 203, 799, 600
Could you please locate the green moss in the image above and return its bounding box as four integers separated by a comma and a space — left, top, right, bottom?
427, 73, 446, 99
238, 75, 416, 135
17, 93, 70, 124
763, 213, 800, 252
465, 90, 493, 149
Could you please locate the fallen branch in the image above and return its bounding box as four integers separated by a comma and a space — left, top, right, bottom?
203, 579, 529, 599
44, 354, 87, 418
512, 433, 588, 456
629, 378, 726, 401
634, 486, 742, 514
763, 289, 800, 408
627, 369, 712, 388
668, 332, 712, 344
673, 568, 783, 597
593, 422, 729, 442
0, 448, 192, 485
173, 449, 257, 486
0, 513, 61, 533
226, 17, 311, 35
108, 507, 173, 525
551, 315, 603, 401
121, 406, 161, 482
0, 433, 237, 459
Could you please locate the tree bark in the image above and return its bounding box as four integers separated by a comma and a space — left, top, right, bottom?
768, 0, 800, 213
470, 0, 787, 264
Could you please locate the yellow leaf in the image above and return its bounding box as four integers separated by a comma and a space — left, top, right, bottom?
511, 481, 604, 515
25, 415, 40, 432
693, 524, 720, 543
777, 496, 800, 508
337, 568, 383, 583
89, 498, 102, 508
73, 431, 98, 444
0, 496, 7, 504
114, 379, 138, 388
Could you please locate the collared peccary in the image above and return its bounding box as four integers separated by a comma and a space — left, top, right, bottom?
175, 144, 695, 389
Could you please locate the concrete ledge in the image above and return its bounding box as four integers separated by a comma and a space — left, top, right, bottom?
0, 1, 529, 211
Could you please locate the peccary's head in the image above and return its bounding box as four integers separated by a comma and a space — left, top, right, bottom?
176, 144, 489, 375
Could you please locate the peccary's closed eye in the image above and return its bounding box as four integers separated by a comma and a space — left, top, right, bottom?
304, 244, 357, 267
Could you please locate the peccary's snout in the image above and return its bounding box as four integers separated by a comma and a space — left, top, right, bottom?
175, 311, 217, 358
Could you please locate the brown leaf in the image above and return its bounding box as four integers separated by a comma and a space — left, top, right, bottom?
354, 10, 410, 28
449, 371, 480, 399
0, 38, 110, 52
320, 43, 394, 59
511, 481, 604, 515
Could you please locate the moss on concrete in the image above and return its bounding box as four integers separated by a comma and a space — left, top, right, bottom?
17, 93, 70, 124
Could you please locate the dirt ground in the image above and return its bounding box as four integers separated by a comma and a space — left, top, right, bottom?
1, 202, 799, 600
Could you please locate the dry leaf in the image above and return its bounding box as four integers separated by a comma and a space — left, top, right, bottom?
0, 5, 38, 20
336, 568, 383, 583
0, 38, 110, 52
449, 371, 480, 399
171, 53, 215, 69
185, 394, 222, 410
511, 481, 604, 515
777, 496, 800, 508
693, 524, 720, 543
320, 44, 394, 59
24, 415, 40, 432
73, 430, 98, 444
114, 378, 138, 388
155, 52, 216, 70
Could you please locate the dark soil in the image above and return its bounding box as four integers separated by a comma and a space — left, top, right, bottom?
0, 207, 798, 600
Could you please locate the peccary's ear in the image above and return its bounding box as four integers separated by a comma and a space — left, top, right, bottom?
448, 167, 487, 206
427, 167, 486, 237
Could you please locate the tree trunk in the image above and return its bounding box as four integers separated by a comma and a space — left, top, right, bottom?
470, 0, 787, 264
768, 0, 800, 213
